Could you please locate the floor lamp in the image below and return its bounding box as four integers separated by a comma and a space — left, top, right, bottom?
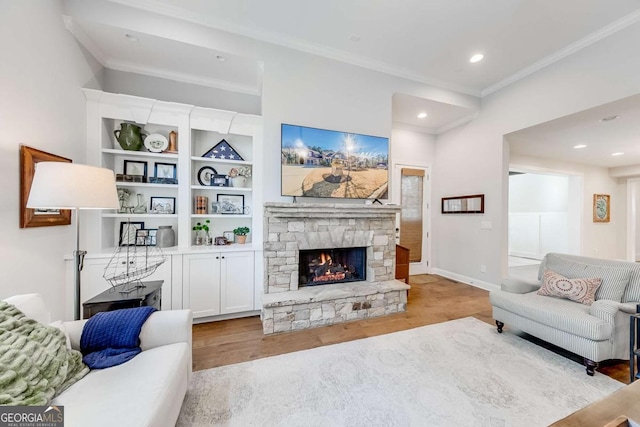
27, 163, 119, 320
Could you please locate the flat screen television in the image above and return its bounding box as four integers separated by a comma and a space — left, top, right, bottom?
281, 123, 389, 199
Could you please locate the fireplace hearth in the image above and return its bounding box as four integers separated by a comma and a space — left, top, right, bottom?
299, 247, 366, 286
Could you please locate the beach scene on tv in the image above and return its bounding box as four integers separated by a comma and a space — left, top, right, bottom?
281, 124, 389, 199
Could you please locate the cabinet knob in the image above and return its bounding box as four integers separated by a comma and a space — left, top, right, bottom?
215, 256, 219, 259
221, 256, 225, 259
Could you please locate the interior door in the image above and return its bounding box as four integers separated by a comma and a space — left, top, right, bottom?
393, 164, 430, 274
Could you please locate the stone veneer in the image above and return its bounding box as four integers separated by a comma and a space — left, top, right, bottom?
262, 202, 410, 334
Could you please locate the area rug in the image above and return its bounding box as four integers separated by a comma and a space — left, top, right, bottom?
177, 317, 623, 426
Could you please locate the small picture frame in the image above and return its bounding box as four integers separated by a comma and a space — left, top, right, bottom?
150, 197, 176, 214
223, 231, 234, 241
593, 194, 610, 223
135, 228, 157, 246
197, 166, 218, 186
154, 162, 177, 179
217, 194, 244, 214
119, 221, 145, 246
124, 160, 148, 178
211, 174, 229, 187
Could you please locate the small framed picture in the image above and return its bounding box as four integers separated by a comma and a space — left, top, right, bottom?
124, 160, 148, 178
217, 194, 244, 214
135, 228, 157, 246
197, 166, 218, 186
119, 221, 145, 246
154, 162, 177, 179
593, 194, 611, 223
150, 197, 176, 214
211, 174, 228, 187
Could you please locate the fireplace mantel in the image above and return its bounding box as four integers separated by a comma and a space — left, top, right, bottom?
264, 202, 401, 218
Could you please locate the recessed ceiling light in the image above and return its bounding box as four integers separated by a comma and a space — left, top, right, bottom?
612, 152, 624, 156
573, 144, 587, 149
417, 112, 427, 119
469, 54, 484, 63
349, 34, 361, 42
124, 34, 138, 43
601, 115, 620, 122
216, 55, 226, 62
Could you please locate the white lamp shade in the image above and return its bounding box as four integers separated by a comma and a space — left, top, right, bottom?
27, 162, 119, 210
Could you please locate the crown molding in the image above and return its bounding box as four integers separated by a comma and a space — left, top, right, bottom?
481, 8, 640, 97
63, 15, 108, 65
104, 59, 260, 96
104, 0, 481, 97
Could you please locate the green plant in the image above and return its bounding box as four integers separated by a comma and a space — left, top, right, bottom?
233, 226, 250, 236
192, 219, 211, 233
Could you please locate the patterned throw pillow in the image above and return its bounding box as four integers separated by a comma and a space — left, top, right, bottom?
537, 269, 602, 305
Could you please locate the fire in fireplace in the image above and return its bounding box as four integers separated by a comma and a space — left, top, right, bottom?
299, 247, 366, 286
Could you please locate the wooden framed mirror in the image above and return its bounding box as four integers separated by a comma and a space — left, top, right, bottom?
441, 194, 484, 214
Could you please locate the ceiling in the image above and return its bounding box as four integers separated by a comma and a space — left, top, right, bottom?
65, 0, 640, 134
98, 0, 640, 96
507, 93, 640, 168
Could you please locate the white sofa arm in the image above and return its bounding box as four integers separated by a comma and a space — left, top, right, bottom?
63, 309, 193, 352
589, 300, 623, 323
500, 277, 541, 294
140, 309, 192, 351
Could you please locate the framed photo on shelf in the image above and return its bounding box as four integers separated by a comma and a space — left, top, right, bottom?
211, 174, 228, 187
150, 196, 176, 214
217, 194, 244, 214
154, 162, 176, 179
119, 221, 145, 246
19, 145, 72, 228
197, 166, 217, 186
135, 228, 157, 246
124, 160, 148, 178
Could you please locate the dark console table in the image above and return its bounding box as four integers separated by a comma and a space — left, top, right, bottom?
82, 280, 163, 319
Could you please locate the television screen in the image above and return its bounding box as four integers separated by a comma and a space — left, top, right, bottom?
281, 124, 389, 199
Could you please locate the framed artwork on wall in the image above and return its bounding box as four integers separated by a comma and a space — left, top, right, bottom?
19, 145, 72, 228
593, 194, 610, 222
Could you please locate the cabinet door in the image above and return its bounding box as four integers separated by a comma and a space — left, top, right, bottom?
220, 251, 255, 314
183, 253, 221, 318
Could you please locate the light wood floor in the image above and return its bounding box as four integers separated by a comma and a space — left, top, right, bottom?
192, 274, 630, 383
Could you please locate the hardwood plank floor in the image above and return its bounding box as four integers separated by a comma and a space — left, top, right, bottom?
192, 275, 630, 383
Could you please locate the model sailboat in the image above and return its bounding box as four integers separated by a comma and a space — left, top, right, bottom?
103, 225, 166, 292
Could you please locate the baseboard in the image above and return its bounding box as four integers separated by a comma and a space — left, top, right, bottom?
431, 268, 500, 292
508, 251, 542, 260
192, 310, 260, 324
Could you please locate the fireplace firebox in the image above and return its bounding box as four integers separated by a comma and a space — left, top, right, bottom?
298, 247, 366, 286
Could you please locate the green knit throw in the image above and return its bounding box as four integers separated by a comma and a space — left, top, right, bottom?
0, 301, 89, 406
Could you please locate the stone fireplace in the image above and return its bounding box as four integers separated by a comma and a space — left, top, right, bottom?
262, 202, 409, 334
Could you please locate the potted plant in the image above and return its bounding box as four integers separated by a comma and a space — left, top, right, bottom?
233, 226, 250, 244
227, 166, 252, 188
192, 220, 212, 245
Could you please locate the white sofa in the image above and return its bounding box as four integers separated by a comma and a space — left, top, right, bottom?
4, 294, 192, 427
490, 253, 640, 375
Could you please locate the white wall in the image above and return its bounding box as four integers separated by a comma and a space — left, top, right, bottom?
0, 0, 103, 320
104, 69, 261, 115
509, 174, 569, 213
510, 154, 625, 260
508, 173, 570, 259
391, 128, 436, 274
433, 20, 640, 285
